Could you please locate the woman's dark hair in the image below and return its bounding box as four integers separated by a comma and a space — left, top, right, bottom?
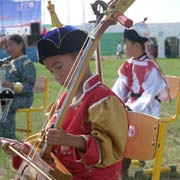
123, 29, 147, 50
7, 34, 26, 54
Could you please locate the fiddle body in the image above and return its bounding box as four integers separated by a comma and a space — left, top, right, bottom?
10, 146, 72, 180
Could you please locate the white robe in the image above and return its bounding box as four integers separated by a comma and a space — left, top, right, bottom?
112, 55, 169, 117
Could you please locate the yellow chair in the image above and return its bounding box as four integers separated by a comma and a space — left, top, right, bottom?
165, 75, 180, 116
125, 75, 180, 179
16, 76, 49, 137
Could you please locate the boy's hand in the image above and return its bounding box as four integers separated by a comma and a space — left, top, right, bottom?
45, 127, 68, 146
0, 138, 29, 157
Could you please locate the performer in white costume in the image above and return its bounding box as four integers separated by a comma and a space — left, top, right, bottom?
112, 21, 169, 117
112, 20, 170, 179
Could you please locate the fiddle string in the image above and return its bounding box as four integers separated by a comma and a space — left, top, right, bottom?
26, 23, 102, 160
26, 47, 88, 158
62, 22, 102, 89
18, 17, 104, 164
63, 22, 103, 89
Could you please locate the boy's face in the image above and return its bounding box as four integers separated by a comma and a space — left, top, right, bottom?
43, 54, 74, 87
124, 38, 139, 59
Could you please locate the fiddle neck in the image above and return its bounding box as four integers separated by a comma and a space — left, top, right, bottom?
40, 22, 112, 158
39, 0, 135, 159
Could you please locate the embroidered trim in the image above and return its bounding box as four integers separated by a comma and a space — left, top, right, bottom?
71, 75, 100, 106
89, 96, 109, 110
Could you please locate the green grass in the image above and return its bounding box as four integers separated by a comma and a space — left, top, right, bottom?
0, 57, 180, 179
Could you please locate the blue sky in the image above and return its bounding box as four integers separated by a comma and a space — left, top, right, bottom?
42, 0, 180, 25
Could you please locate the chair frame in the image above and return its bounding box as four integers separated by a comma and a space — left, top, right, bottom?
125, 75, 180, 179
16, 76, 49, 137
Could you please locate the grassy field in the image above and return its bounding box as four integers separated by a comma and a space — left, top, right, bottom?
0, 57, 180, 179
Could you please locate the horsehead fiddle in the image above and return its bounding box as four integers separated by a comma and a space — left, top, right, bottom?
8, 0, 135, 179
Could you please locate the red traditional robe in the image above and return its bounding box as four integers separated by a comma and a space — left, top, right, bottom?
13, 75, 128, 180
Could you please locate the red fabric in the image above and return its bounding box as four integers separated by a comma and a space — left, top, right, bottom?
13, 156, 23, 170
52, 75, 123, 179
73, 135, 100, 164
12, 142, 31, 170
119, 57, 154, 94
12, 75, 123, 180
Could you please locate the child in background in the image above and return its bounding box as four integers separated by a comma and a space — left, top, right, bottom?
112, 22, 169, 117
0, 34, 36, 138
112, 21, 169, 179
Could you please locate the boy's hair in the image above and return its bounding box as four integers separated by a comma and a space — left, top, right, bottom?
124, 29, 148, 45
123, 22, 151, 46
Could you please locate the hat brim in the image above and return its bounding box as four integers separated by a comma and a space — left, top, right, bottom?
124, 29, 149, 44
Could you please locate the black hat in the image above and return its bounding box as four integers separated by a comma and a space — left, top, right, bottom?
37, 25, 88, 64
123, 22, 151, 44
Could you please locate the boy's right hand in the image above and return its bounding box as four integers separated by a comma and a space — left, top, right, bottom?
0, 138, 29, 157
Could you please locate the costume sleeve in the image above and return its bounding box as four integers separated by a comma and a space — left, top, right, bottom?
128, 67, 168, 113
74, 96, 128, 167
112, 61, 130, 102
73, 135, 102, 165
20, 59, 36, 95
112, 76, 129, 102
